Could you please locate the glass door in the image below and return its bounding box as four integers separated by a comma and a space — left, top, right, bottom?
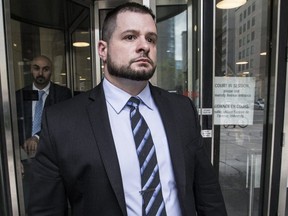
9, 0, 92, 214
278, 7, 288, 214
278, 59, 288, 215
214, 0, 270, 215
69, 2, 92, 94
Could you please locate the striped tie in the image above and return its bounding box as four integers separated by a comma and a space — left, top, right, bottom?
32, 90, 45, 135
127, 97, 166, 216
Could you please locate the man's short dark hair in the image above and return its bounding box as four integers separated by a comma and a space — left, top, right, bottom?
101, 2, 155, 42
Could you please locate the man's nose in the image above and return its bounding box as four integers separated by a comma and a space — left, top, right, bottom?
39, 68, 45, 75
137, 37, 150, 53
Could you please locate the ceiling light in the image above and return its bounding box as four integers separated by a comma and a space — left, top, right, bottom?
260, 52, 267, 56
73, 42, 90, 47
236, 61, 248, 65
79, 76, 86, 81
216, 0, 247, 9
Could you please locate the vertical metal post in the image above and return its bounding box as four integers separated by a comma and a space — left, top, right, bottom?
92, 1, 102, 86
0, 0, 22, 214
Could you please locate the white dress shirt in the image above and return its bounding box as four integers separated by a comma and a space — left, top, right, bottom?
103, 78, 181, 216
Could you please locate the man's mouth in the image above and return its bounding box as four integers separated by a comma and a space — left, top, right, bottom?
133, 57, 152, 65
36, 77, 45, 83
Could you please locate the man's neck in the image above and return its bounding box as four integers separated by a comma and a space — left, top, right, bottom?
104, 74, 148, 96
33, 82, 51, 91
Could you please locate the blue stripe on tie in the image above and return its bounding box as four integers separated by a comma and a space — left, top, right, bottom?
136, 129, 150, 154
140, 146, 155, 174
156, 201, 165, 216
145, 183, 161, 214
130, 108, 137, 118
142, 165, 158, 189
133, 118, 143, 135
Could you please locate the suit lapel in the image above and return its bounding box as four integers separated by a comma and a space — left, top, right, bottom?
86, 85, 127, 216
45, 82, 55, 107
150, 86, 187, 203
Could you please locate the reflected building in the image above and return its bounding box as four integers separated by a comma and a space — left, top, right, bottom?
156, 16, 176, 91
218, 0, 268, 100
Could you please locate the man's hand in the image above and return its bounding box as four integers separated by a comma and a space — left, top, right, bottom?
23, 136, 39, 156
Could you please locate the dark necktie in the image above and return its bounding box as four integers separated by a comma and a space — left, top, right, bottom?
32, 90, 45, 135
127, 97, 167, 216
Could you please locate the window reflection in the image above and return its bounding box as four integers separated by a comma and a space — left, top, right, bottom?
11, 20, 68, 90
155, 5, 188, 96
215, 0, 269, 215
72, 28, 92, 94
11, 19, 70, 214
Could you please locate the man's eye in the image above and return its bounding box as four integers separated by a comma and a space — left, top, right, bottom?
147, 38, 155, 44
125, 35, 136, 40
32, 66, 40, 70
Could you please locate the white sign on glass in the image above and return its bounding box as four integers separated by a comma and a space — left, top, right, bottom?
214, 77, 255, 125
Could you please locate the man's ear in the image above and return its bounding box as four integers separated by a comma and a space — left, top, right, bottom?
98, 40, 108, 62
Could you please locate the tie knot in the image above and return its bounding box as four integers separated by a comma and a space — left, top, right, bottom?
127, 97, 140, 110
38, 90, 45, 98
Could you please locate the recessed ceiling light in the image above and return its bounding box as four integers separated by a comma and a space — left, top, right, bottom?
73, 42, 90, 47
216, 0, 247, 9
236, 61, 248, 65
79, 76, 86, 81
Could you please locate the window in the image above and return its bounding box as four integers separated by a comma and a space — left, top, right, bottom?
251, 45, 255, 54
252, 17, 256, 26
251, 31, 255, 40
252, 2, 256, 12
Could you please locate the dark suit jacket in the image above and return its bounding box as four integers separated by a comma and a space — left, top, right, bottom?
29, 82, 227, 216
16, 82, 72, 146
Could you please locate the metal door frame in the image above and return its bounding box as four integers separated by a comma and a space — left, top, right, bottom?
0, 0, 24, 214
278, 0, 288, 213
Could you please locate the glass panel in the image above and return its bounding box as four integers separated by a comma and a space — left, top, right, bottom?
155, 5, 188, 95
11, 19, 69, 214
12, 20, 68, 89
214, 0, 269, 215
72, 16, 92, 94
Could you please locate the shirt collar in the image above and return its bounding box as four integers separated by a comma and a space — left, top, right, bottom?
103, 78, 153, 114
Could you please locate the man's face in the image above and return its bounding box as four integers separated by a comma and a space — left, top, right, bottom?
31, 57, 52, 88
104, 11, 157, 81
